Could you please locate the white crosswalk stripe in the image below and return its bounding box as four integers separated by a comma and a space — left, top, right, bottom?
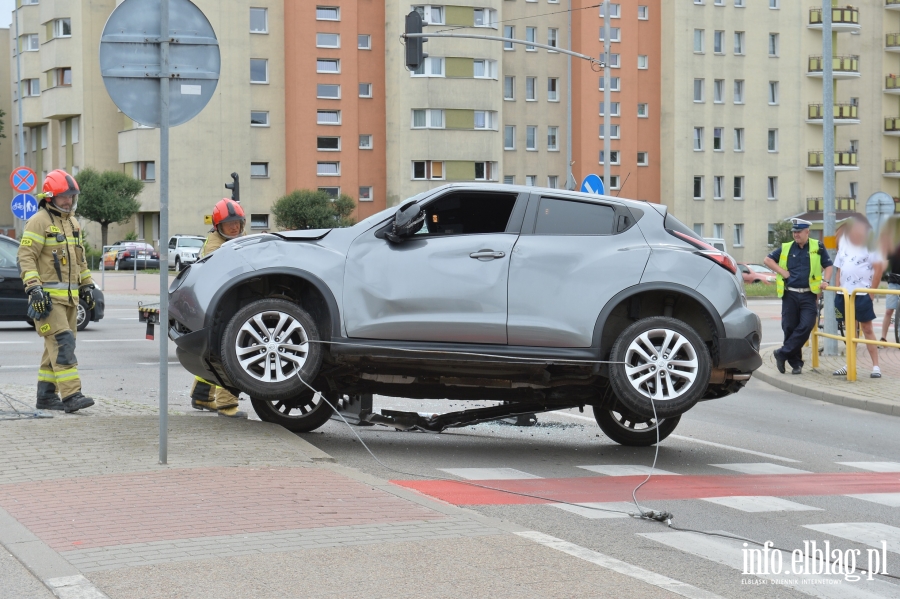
701, 496, 823, 513
804, 523, 900, 555
710, 463, 811, 475
549, 501, 638, 519
577, 464, 679, 476
846, 494, 900, 508
838, 462, 900, 473
641, 531, 900, 599
437, 468, 541, 480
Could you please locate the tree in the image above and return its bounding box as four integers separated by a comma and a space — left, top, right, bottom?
75, 168, 144, 248
271, 189, 356, 230
770, 220, 793, 247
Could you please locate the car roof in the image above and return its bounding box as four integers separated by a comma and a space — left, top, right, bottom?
433, 182, 662, 213
0, 234, 16, 244
172, 234, 204, 238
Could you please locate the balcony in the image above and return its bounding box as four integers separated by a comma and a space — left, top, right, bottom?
808, 55, 860, 79
807, 151, 859, 171
888, 0, 900, 11
885, 117, 900, 136
809, 7, 860, 32
806, 103, 859, 125
806, 197, 857, 212
887, 33, 900, 52
885, 159, 900, 177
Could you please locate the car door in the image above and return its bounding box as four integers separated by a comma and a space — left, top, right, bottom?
0, 239, 26, 319
507, 193, 650, 347
343, 189, 526, 344
168, 237, 177, 268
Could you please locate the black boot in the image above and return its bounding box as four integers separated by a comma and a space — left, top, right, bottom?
36, 396, 65, 411
61, 392, 95, 413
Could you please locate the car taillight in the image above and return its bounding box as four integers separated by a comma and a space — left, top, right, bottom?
152, 252, 159, 258
122, 251, 131, 258
669, 230, 737, 275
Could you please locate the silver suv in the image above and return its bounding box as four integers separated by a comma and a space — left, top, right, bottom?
167, 235, 206, 272
168, 184, 761, 446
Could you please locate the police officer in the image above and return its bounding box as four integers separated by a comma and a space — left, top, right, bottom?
763, 218, 833, 375
17, 170, 95, 412
189, 198, 248, 418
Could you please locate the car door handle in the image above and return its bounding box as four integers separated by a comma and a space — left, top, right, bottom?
469, 250, 506, 260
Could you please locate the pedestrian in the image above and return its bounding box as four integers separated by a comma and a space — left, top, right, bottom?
832, 217, 885, 378
879, 232, 900, 344
763, 218, 833, 375
189, 198, 248, 418
16, 170, 96, 412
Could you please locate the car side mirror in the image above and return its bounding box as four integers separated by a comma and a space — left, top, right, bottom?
385, 200, 425, 243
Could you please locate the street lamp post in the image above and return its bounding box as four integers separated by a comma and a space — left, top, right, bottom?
822, 0, 838, 356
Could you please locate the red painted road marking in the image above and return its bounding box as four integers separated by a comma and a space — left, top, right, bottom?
391, 472, 900, 506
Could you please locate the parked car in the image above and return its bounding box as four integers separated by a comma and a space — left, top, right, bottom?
738, 263, 777, 285
168, 184, 762, 446
0, 234, 104, 330
167, 235, 206, 272
102, 241, 160, 270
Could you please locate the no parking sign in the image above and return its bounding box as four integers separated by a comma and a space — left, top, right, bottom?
10, 166, 37, 194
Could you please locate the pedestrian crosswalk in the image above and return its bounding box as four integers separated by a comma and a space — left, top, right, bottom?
700, 496, 823, 513
839, 462, 900, 473
437, 467, 542, 480
847, 493, 900, 507
804, 523, 900, 555
710, 462, 812, 475
578, 464, 680, 476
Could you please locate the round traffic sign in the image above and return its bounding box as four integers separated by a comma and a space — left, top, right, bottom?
11, 193, 39, 221
99, 0, 220, 128
10, 166, 37, 194
865, 192, 895, 232
581, 174, 605, 196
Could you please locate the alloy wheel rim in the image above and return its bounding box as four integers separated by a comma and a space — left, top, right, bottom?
608, 408, 661, 433
76, 302, 86, 327
265, 391, 325, 419
623, 328, 698, 402
235, 310, 309, 383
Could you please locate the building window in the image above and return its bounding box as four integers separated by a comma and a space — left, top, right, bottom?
849, 181, 858, 198
412, 57, 445, 77
359, 83, 373, 98
504, 126, 515, 150
24, 78, 40, 96
637, 55, 648, 69
714, 30, 724, 53
599, 124, 620, 139
768, 81, 779, 105
526, 77, 536, 100
693, 78, 704, 102
713, 79, 724, 103
503, 26, 515, 50
769, 0, 779, 8
768, 129, 778, 152
317, 59, 340, 73
71, 117, 79, 143
53, 18, 72, 38
412, 161, 445, 180
734, 80, 744, 104
51, 68, 73, 87
474, 111, 495, 130
694, 29, 704, 53
473, 7, 496, 26
599, 102, 620, 116
734, 31, 745, 55
713, 223, 724, 239
548, 175, 558, 189
317, 110, 340, 125
715, 0, 724, 5
474, 162, 495, 181
734, 128, 744, 151
713, 176, 724, 200
319, 187, 340, 198
599, 27, 621, 42
637, 151, 648, 166
768, 33, 779, 57
548, 78, 559, 101
135, 161, 155, 181
607, 175, 621, 190
735, 0, 745, 5
22, 34, 38, 52
526, 26, 536, 50
767, 176, 778, 200
473, 60, 497, 79
694, 223, 704, 237
251, 214, 269, 229
637, 103, 648, 117
548, 28, 558, 49
359, 134, 373, 149
250, 8, 267, 33
504, 76, 515, 100
599, 76, 620, 91
358, 34, 371, 49
316, 6, 340, 20
693, 127, 704, 151
599, 150, 620, 165
359, 187, 373, 202
250, 111, 269, 127
503, 176, 515, 185
713, 127, 723, 151
317, 84, 340, 99
411, 109, 444, 129
526, 175, 536, 186
608, 53, 620, 68
767, 224, 776, 246
547, 126, 559, 151
316, 33, 339, 47
251, 162, 270, 178
734, 224, 744, 247
250, 59, 268, 83
317, 136, 341, 151
638, 5, 649, 19
600, 3, 621, 18
413, 5, 444, 24
316, 162, 340, 176
734, 176, 744, 200
526, 126, 537, 150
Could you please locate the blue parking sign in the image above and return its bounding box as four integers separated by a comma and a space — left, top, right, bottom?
580, 174, 605, 196
11, 193, 39, 220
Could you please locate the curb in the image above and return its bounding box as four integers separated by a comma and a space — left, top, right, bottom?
753, 365, 900, 417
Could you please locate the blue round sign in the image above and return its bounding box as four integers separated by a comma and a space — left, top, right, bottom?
581, 174, 605, 196
11, 194, 38, 220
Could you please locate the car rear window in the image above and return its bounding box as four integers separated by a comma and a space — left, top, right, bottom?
664, 213, 702, 241
534, 198, 615, 236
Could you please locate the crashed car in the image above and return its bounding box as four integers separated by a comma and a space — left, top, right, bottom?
168, 184, 761, 446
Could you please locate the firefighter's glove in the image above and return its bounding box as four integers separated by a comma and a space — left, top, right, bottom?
27, 287, 53, 321
79, 284, 96, 310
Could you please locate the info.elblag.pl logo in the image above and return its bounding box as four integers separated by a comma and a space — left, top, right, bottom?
742, 541, 889, 583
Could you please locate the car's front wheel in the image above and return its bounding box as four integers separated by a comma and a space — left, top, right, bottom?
175, 257, 182, 272
76, 300, 90, 331
607, 316, 710, 419
220, 298, 322, 401
251, 386, 333, 432
594, 401, 681, 446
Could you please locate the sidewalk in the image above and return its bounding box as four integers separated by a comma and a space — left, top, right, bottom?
754, 344, 900, 417
93, 271, 174, 296
0, 385, 683, 599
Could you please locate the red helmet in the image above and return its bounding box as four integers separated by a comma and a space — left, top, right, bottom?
212, 198, 245, 239
41, 169, 80, 212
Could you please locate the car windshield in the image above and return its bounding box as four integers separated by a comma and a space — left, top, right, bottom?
748, 264, 774, 273
179, 238, 204, 248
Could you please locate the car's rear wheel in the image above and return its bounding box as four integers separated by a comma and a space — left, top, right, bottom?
114, 259, 122, 271
76, 300, 90, 331
220, 298, 322, 401
594, 401, 681, 446
251, 386, 333, 432
175, 257, 182, 272
608, 316, 710, 419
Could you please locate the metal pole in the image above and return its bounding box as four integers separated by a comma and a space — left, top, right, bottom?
822, 0, 838, 356
602, 0, 610, 193
14, 6, 26, 239
566, 0, 573, 190
133, 245, 137, 289
158, 0, 170, 465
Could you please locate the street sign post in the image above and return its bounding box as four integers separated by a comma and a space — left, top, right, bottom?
11, 194, 38, 221
865, 192, 896, 233
581, 174, 605, 196
10, 166, 37, 194
100, 0, 220, 465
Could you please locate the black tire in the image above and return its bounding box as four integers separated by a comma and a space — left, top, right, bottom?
594, 402, 681, 447
175, 258, 182, 272
114, 259, 122, 271
251, 387, 334, 432
220, 298, 323, 401
894, 312, 899, 345
76, 300, 90, 331
607, 316, 711, 419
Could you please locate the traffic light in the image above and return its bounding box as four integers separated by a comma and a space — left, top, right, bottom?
225, 172, 240, 202
405, 10, 427, 71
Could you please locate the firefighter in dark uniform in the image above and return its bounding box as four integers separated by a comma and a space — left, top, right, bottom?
763, 218, 833, 375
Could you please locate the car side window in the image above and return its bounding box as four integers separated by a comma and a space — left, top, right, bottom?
0, 242, 17, 268
415, 192, 517, 237
533, 197, 615, 236
169, 238, 177, 249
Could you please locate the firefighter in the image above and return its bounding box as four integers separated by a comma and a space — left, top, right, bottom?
189, 198, 248, 418
17, 170, 95, 412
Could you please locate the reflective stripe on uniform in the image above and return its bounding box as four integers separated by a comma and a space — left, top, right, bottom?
38, 369, 56, 382
55, 368, 79, 382
22, 231, 45, 245
22, 270, 40, 281
45, 288, 75, 297
79, 269, 91, 281
42, 236, 79, 247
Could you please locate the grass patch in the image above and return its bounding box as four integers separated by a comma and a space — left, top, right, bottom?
744, 283, 778, 298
